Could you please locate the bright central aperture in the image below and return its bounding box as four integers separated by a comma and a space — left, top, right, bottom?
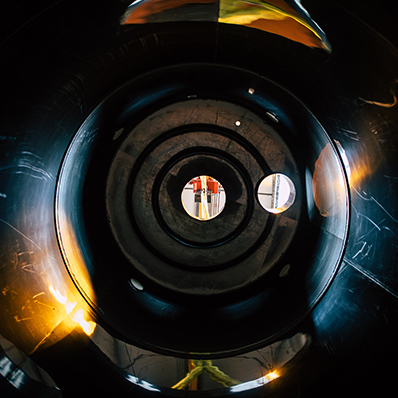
181, 176, 226, 221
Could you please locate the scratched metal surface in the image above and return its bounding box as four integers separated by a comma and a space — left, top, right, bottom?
0, 0, 397, 397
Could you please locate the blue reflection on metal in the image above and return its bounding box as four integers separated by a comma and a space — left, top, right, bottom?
8, 368, 26, 390
0, 355, 13, 377
0, 343, 61, 396
117, 88, 179, 125
126, 373, 161, 392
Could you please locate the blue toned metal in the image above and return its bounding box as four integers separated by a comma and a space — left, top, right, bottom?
0, 345, 61, 397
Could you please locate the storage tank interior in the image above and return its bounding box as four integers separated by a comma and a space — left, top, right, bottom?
0, 1, 397, 396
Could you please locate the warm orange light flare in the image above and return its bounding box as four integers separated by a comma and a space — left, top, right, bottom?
265, 371, 279, 381
71, 309, 96, 336
49, 285, 77, 314
49, 285, 96, 336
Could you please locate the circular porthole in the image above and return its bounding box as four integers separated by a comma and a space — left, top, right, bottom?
181, 176, 226, 221
257, 174, 296, 214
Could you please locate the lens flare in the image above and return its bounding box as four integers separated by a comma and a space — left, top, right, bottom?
265, 371, 279, 381
49, 285, 96, 336
71, 309, 96, 336
49, 285, 77, 314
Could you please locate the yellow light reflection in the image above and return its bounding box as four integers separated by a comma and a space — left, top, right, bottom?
265, 371, 279, 381
349, 167, 370, 187
71, 309, 96, 336
49, 285, 96, 336
120, 0, 331, 52
200, 175, 210, 220
48, 285, 77, 314
219, 0, 320, 38
333, 139, 380, 189
220, 0, 331, 52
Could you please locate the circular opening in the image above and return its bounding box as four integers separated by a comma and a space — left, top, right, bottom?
181, 176, 226, 221
257, 173, 296, 214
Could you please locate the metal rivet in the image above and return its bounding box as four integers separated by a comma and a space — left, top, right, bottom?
266, 112, 279, 123
113, 127, 124, 140
279, 264, 291, 278
130, 278, 144, 291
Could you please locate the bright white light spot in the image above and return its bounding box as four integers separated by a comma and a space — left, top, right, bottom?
248, 88, 255, 94
125, 374, 161, 392
230, 371, 279, 393
334, 140, 351, 185
49, 285, 77, 314
257, 174, 295, 214
265, 371, 279, 381
266, 112, 279, 123
130, 278, 144, 291
71, 309, 96, 336
235, 120, 241, 126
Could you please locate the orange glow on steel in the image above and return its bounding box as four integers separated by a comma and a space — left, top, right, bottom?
71, 309, 96, 336
49, 285, 77, 314
265, 371, 279, 381
49, 285, 96, 336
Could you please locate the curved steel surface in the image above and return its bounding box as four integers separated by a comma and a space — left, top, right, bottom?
121, 0, 331, 51
0, 0, 397, 396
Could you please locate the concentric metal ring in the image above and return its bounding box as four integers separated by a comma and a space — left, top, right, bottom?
55, 64, 348, 356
